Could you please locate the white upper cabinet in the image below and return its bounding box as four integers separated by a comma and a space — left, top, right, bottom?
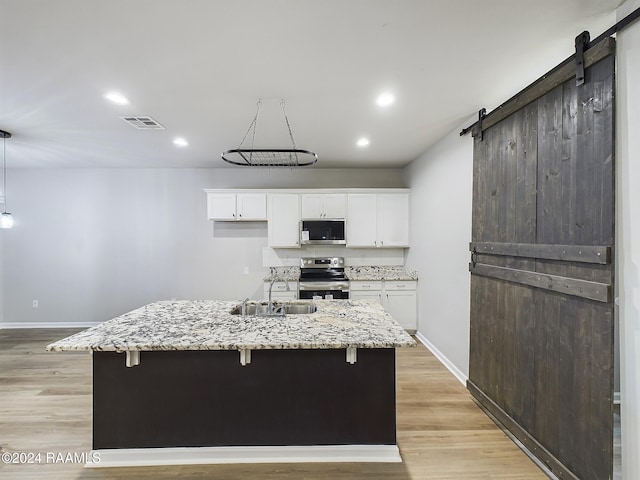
300, 194, 323, 218
377, 194, 409, 247
322, 194, 347, 218
267, 194, 300, 248
346, 194, 378, 247
207, 193, 236, 220
207, 193, 266, 221
347, 193, 409, 248
301, 194, 346, 219
236, 194, 268, 220
204, 189, 409, 248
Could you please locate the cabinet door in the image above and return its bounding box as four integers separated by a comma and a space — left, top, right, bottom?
300, 194, 324, 218
350, 290, 383, 304
350, 281, 383, 304
207, 193, 237, 220
385, 290, 417, 331
346, 194, 377, 247
237, 194, 266, 220
377, 194, 409, 247
322, 194, 347, 218
268, 194, 300, 248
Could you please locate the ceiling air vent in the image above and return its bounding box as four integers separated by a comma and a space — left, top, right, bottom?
120, 116, 165, 130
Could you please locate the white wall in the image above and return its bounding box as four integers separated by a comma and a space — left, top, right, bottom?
0, 167, 404, 327
616, 1, 640, 478
403, 120, 474, 380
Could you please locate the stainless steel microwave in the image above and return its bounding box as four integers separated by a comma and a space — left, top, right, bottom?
300, 219, 346, 245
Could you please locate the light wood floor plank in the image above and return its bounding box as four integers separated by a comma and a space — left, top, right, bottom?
0, 329, 547, 479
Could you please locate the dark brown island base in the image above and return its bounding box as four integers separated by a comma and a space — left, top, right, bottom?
48, 299, 415, 467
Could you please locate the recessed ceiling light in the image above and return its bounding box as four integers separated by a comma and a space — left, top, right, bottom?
173, 137, 188, 147
356, 138, 370, 147
104, 92, 130, 105
375, 92, 395, 107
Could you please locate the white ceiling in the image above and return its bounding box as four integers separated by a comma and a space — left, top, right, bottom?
0, 0, 624, 169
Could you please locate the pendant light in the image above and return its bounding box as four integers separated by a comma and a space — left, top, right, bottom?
0, 129, 13, 229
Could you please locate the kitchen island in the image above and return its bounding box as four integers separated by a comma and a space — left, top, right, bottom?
47, 299, 415, 467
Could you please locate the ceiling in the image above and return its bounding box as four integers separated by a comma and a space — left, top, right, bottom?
0, 0, 624, 169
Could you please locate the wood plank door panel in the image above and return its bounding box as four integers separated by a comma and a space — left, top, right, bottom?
468, 50, 615, 480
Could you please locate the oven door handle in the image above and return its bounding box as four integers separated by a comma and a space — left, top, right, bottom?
298, 282, 350, 291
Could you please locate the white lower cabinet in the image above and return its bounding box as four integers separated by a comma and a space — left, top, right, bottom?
350, 280, 417, 332
383, 282, 417, 332
263, 282, 298, 300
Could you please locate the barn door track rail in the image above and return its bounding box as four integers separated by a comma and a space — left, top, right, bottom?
460, 5, 640, 138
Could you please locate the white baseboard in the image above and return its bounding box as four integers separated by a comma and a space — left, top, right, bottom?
86, 444, 402, 468
415, 331, 468, 386
0, 322, 99, 329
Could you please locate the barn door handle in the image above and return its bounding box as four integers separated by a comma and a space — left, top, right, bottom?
471, 247, 478, 268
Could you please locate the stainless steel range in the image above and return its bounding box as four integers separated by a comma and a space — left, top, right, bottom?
298, 257, 349, 300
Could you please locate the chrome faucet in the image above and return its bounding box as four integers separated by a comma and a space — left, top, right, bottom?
268, 275, 290, 316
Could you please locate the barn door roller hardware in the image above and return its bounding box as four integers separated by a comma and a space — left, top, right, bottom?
477, 108, 486, 140
575, 31, 590, 86
460, 108, 486, 138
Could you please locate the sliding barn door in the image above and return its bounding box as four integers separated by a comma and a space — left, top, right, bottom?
468, 39, 615, 480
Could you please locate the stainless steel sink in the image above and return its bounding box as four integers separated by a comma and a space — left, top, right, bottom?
229, 303, 270, 316
230, 301, 317, 316
281, 302, 318, 314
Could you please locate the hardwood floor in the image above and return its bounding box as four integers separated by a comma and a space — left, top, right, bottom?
0, 329, 547, 479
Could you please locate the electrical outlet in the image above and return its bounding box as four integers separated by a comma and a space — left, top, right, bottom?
32, 300, 39, 308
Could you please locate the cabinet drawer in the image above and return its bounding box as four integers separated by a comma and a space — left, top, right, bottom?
384, 281, 417, 291
270, 282, 296, 292
349, 281, 383, 291
269, 291, 298, 300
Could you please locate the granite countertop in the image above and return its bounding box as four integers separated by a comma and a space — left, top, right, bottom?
46, 299, 416, 352
345, 266, 418, 281
263, 267, 300, 282
263, 266, 418, 282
